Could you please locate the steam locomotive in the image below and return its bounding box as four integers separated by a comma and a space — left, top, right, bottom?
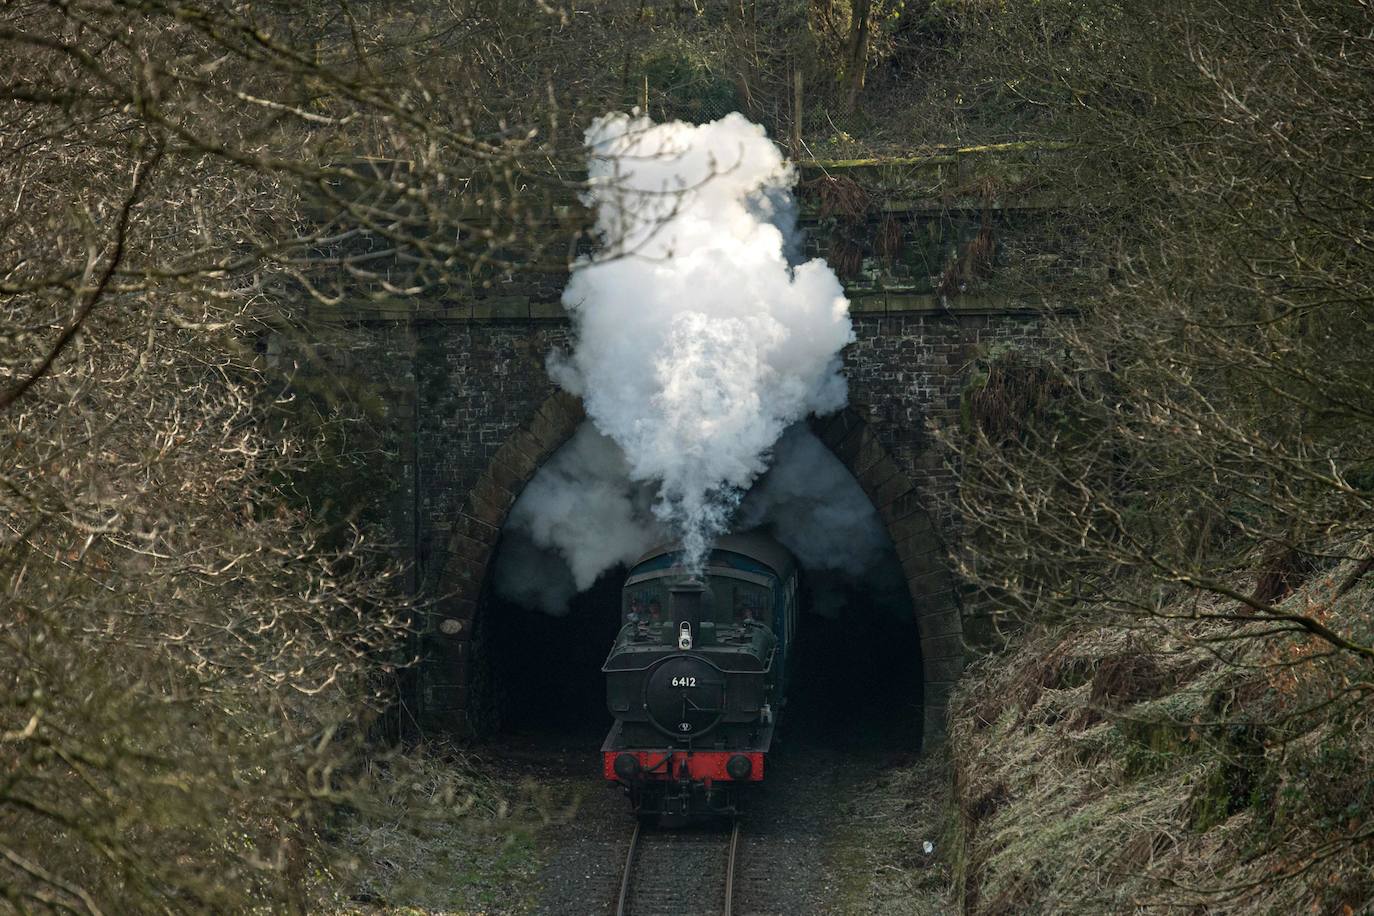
601, 532, 798, 818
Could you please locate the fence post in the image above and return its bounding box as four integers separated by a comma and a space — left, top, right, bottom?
790, 68, 803, 157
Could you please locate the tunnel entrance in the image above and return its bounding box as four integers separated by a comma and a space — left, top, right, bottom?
788, 575, 924, 752
481, 538, 923, 752
459, 414, 942, 753
484, 555, 624, 742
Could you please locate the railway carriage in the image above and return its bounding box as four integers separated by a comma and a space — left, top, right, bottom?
602, 532, 798, 818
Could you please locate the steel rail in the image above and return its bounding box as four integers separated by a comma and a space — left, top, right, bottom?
723, 818, 740, 916
615, 821, 642, 916
615, 817, 741, 916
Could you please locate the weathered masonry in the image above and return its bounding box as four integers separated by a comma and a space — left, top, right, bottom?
294, 149, 1085, 743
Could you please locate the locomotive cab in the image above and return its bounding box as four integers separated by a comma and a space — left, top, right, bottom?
602, 532, 798, 818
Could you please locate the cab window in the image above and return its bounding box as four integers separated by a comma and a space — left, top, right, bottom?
623, 583, 667, 624
731, 582, 770, 625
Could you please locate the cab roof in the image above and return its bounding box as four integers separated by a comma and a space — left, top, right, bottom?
631, 530, 797, 578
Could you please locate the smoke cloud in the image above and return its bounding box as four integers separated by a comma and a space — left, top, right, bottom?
737, 425, 909, 620
495, 423, 905, 618
493, 424, 664, 616
734, 425, 889, 576
549, 112, 853, 570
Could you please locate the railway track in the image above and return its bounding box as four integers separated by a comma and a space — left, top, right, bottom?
615, 819, 741, 916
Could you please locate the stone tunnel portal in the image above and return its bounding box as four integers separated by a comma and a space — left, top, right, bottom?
418, 392, 963, 746
478, 434, 926, 751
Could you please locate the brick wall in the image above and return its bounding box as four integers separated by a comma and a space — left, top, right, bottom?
285, 159, 1082, 741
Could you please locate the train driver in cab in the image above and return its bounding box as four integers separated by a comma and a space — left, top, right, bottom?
733, 590, 762, 625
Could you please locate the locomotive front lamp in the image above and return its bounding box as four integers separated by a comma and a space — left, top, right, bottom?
726, 754, 752, 780
438, 617, 464, 636
677, 622, 693, 650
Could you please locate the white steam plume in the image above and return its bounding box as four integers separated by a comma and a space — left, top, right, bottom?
492, 537, 578, 617
495, 423, 907, 618
736, 425, 910, 620
734, 425, 889, 576
493, 424, 664, 616
550, 112, 853, 570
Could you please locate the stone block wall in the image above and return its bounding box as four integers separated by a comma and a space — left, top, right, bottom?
413, 320, 573, 594
286, 152, 1084, 741
373, 301, 1061, 739
844, 308, 1059, 536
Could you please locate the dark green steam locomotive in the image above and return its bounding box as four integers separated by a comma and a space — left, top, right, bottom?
601, 532, 798, 818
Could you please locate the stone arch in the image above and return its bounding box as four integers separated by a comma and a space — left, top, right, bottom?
418, 395, 962, 742
417, 389, 585, 732
807, 406, 963, 741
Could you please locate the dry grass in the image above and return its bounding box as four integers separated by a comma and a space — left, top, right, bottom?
961, 345, 1069, 444
948, 560, 1374, 914
875, 216, 907, 263
808, 174, 872, 222
830, 750, 956, 915
321, 744, 550, 915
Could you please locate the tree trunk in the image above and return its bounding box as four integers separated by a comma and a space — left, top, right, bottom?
845, 0, 873, 113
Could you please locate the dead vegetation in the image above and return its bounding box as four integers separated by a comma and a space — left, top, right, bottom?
960, 345, 1070, 445
1, 2, 594, 909
323, 745, 552, 914
806, 174, 872, 280
947, 559, 1374, 914
941, 6, 1374, 907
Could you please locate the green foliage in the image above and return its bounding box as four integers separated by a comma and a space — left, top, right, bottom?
641, 50, 742, 123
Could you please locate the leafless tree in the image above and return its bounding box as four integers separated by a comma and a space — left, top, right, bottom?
0, 0, 640, 909
943, 0, 1374, 909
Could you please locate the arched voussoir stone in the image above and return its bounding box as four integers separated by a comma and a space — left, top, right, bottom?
436, 390, 585, 612
423, 399, 964, 743
809, 406, 963, 742
417, 391, 585, 735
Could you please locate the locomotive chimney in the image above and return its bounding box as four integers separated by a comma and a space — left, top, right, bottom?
669, 578, 706, 649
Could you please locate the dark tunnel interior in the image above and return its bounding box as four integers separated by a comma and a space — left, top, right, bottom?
789, 575, 924, 750
486, 565, 626, 742
484, 543, 925, 752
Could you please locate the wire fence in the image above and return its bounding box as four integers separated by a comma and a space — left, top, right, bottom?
636, 60, 872, 160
